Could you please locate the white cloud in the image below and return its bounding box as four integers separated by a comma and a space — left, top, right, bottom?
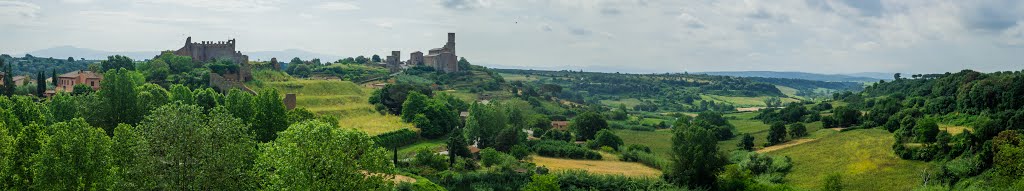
136, 0, 281, 12
0, 1, 42, 26
318, 2, 359, 11
62, 0, 93, 4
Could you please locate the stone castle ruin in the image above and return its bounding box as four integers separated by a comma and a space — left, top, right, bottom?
386, 51, 402, 73
172, 37, 253, 92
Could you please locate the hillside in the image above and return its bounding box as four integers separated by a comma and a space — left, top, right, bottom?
700, 71, 886, 82
246, 72, 413, 135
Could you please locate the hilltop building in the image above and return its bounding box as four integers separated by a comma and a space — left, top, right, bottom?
386, 51, 402, 73
389, 33, 460, 73
174, 37, 253, 82
408, 51, 424, 66
168, 37, 254, 93
423, 33, 460, 73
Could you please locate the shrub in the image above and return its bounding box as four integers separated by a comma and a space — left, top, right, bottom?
541, 130, 573, 142
510, 145, 531, 160
554, 170, 681, 190
788, 123, 807, 138
373, 128, 419, 149
620, 149, 667, 170
533, 140, 601, 160
412, 148, 448, 171
822, 173, 843, 191
480, 148, 517, 168
592, 129, 623, 151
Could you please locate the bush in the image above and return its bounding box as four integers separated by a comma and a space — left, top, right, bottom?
510, 145, 531, 160
533, 140, 602, 160
788, 123, 808, 138
554, 170, 681, 190
592, 129, 623, 151
620, 149, 667, 170
822, 173, 843, 191
480, 148, 517, 168
541, 129, 573, 142
412, 148, 448, 171
373, 128, 419, 149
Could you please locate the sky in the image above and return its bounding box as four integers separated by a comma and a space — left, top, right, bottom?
1, 0, 1023, 74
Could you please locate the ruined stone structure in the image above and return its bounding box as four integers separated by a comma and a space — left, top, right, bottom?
385, 51, 402, 73
270, 57, 281, 71
423, 33, 460, 73
174, 37, 253, 82
284, 93, 297, 110
408, 51, 424, 66
171, 37, 254, 93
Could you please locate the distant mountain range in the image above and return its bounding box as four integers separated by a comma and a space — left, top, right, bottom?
19, 46, 343, 62
697, 71, 890, 82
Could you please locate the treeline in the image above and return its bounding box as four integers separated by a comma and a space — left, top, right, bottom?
845, 70, 1024, 189
0, 54, 92, 76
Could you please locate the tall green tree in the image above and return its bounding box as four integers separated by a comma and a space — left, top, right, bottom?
255, 121, 394, 190
3, 64, 14, 96
666, 124, 725, 189
31, 118, 112, 190
109, 124, 156, 190
570, 112, 609, 140
35, 71, 45, 97
0, 122, 15, 189
194, 88, 222, 112
253, 88, 288, 142
914, 118, 940, 143
448, 127, 470, 166
169, 84, 194, 105
10, 123, 44, 190
136, 83, 169, 117
225, 89, 254, 122
419, 99, 459, 139
766, 122, 787, 146
138, 104, 257, 190
789, 123, 808, 138
51, 69, 57, 87
98, 68, 142, 133
739, 133, 755, 151
100, 55, 135, 71
464, 103, 507, 149
401, 91, 429, 122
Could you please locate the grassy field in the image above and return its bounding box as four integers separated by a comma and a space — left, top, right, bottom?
599, 98, 645, 109
768, 129, 931, 191
776, 85, 802, 99
702, 95, 801, 107
397, 139, 446, 159
498, 73, 544, 82
530, 152, 662, 177
247, 78, 413, 136
614, 129, 674, 159
939, 124, 972, 135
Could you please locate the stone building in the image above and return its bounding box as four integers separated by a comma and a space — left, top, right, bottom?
408, 51, 424, 66
56, 70, 102, 93
174, 37, 253, 82
170, 37, 254, 93
385, 51, 402, 73
423, 33, 460, 73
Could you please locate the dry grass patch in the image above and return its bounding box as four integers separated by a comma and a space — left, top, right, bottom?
939, 124, 971, 135
530, 155, 662, 177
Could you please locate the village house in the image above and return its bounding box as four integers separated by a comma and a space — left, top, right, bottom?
56, 70, 102, 93
551, 121, 570, 131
